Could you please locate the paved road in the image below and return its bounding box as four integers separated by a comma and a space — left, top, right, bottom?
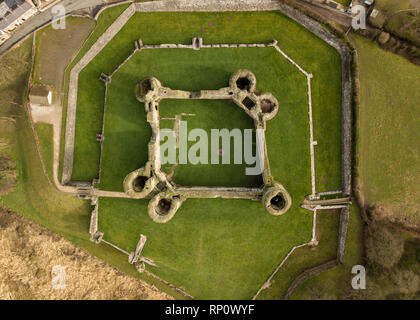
0, 0, 108, 56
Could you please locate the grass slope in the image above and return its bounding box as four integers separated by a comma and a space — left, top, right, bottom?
34, 123, 53, 182
352, 34, 420, 228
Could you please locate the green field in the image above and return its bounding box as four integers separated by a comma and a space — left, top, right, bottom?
0, 38, 186, 300
71, 11, 343, 194
65, 9, 344, 299
98, 46, 310, 191
3, 6, 346, 299
58, 4, 130, 181
351, 34, 420, 228
289, 204, 364, 299
158, 99, 261, 188
4, 2, 418, 300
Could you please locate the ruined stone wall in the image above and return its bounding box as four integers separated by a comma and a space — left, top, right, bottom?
283, 259, 338, 299
63, 4, 136, 184
61, 0, 353, 296
266, 0, 352, 298
273, 0, 352, 267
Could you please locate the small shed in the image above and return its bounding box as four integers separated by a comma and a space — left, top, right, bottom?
29, 85, 52, 106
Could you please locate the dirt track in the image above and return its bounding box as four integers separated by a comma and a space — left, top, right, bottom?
0, 208, 172, 300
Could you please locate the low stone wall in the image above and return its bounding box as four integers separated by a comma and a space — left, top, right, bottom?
283, 259, 339, 299
244, 0, 353, 298
63, 4, 136, 184
276, 0, 353, 268
94, 0, 134, 21
337, 206, 350, 263
60, 0, 352, 296
135, 0, 282, 12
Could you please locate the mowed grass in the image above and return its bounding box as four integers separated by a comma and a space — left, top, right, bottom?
290, 204, 363, 299
34, 123, 54, 182
61, 4, 130, 181
257, 209, 340, 299
351, 34, 420, 227
0, 39, 185, 299
98, 47, 309, 190
69, 9, 343, 298
73, 11, 342, 193
158, 99, 261, 187
98, 196, 313, 299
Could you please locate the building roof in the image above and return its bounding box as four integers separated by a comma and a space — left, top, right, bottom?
0, 0, 32, 30
326, 1, 338, 9
0, 3, 9, 19
5, 0, 26, 10
29, 85, 52, 105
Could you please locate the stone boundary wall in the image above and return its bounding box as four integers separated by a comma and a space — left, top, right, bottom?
144, 269, 195, 300
94, 0, 134, 21
60, 0, 352, 298
62, 4, 136, 184
337, 206, 350, 263
97, 83, 108, 184
283, 259, 339, 299
273, 0, 352, 290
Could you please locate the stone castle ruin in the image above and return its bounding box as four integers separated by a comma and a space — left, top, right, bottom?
123, 69, 292, 223
62, 0, 353, 296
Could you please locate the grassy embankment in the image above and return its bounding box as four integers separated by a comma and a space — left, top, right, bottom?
352, 34, 420, 229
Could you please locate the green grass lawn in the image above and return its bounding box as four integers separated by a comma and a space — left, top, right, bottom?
67, 9, 343, 299
98, 46, 309, 191
34, 123, 54, 182
351, 34, 420, 228
98, 196, 313, 299
0, 38, 185, 300
20, 6, 345, 299
59, 4, 130, 181
72, 11, 342, 194
158, 99, 261, 188
374, 0, 420, 46
290, 204, 364, 299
